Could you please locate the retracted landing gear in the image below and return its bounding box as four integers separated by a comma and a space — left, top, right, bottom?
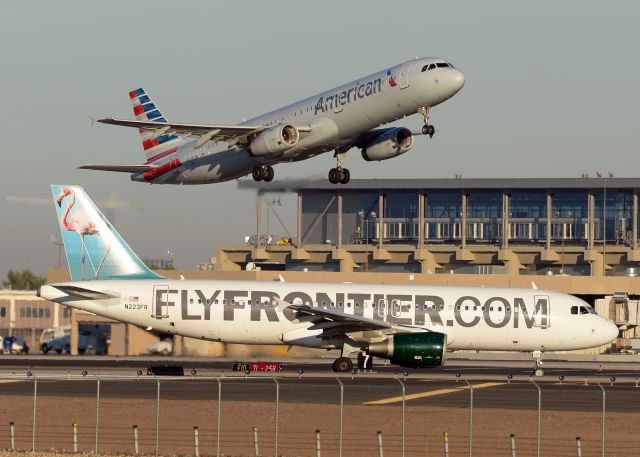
418, 106, 435, 138
332, 357, 353, 372
252, 165, 274, 182
328, 150, 350, 184
532, 349, 544, 376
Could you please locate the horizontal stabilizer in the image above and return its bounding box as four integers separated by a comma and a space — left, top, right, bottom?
52, 285, 118, 300
79, 164, 156, 173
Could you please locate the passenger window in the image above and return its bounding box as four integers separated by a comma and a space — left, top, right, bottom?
571, 306, 578, 315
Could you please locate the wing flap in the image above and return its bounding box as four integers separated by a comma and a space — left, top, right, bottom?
98, 117, 262, 144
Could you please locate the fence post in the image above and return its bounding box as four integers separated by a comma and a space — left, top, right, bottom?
464, 380, 473, 457
532, 381, 541, 457
253, 426, 259, 457
598, 383, 605, 457
95, 376, 101, 454
377, 431, 384, 457
194, 426, 200, 457
273, 377, 280, 457
336, 378, 344, 457
315, 429, 321, 457
155, 378, 160, 457
216, 377, 222, 457
397, 379, 406, 457
32, 376, 38, 452
443, 431, 449, 457
73, 422, 78, 452
133, 425, 139, 455
576, 436, 582, 457
510, 433, 516, 457
10, 422, 15, 451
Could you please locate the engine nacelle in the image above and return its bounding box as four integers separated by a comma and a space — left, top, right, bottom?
368, 332, 446, 368
250, 124, 299, 157
361, 127, 414, 161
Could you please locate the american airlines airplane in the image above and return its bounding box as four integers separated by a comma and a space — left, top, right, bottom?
40, 185, 618, 374
81, 58, 464, 185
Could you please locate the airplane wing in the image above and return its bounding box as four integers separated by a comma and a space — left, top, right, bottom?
51, 285, 118, 300
281, 302, 419, 338
79, 164, 156, 173
98, 118, 263, 147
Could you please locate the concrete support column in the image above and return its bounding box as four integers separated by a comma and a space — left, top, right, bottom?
588, 193, 595, 249
546, 192, 552, 250
256, 194, 262, 248
297, 192, 303, 248
461, 193, 468, 248
378, 193, 384, 247
633, 191, 638, 248
418, 193, 425, 248
502, 193, 510, 249
337, 192, 343, 249
70, 310, 78, 356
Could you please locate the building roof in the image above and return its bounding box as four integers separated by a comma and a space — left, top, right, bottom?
238, 177, 640, 193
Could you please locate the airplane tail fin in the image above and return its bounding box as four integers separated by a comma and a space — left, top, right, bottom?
51, 185, 163, 281
129, 88, 184, 163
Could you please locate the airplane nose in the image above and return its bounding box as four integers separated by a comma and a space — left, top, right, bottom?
603, 319, 619, 343
450, 69, 465, 93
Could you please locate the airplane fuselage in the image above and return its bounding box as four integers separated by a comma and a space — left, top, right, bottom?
41, 280, 617, 353
133, 58, 464, 184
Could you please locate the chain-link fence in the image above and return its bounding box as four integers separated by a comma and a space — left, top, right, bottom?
0, 373, 639, 456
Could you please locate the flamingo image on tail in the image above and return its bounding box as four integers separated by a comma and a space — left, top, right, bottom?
57, 187, 109, 280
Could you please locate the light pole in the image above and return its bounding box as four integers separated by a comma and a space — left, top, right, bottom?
596, 171, 614, 276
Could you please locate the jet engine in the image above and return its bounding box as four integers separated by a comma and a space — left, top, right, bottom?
360, 127, 414, 161
368, 332, 446, 368
250, 124, 300, 156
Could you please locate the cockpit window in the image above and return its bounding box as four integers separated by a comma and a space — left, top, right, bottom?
572, 305, 595, 315
436, 62, 449, 68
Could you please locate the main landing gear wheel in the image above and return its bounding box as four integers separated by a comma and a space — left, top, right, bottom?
328, 167, 350, 184
252, 165, 274, 182
332, 357, 353, 372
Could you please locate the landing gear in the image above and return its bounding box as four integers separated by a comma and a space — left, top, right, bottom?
328, 150, 350, 184
332, 357, 353, 372
328, 167, 350, 184
252, 165, 274, 182
532, 349, 544, 376
418, 106, 435, 138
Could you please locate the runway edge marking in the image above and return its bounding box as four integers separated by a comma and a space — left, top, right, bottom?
363, 382, 505, 405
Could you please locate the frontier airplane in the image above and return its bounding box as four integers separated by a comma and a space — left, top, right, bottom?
82, 58, 464, 185
39, 185, 619, 374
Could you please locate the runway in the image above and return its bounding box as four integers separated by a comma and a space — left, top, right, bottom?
1, 356, 639, 413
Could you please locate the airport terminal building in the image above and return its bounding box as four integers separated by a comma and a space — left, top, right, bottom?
224, 177, 640, 281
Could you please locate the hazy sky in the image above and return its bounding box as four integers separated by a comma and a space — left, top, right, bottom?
1, 1, 638, 278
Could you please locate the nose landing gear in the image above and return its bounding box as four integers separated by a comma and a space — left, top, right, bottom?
418, 106, 436, 138
532, 349, 545, 376
252, 165, 274, 182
